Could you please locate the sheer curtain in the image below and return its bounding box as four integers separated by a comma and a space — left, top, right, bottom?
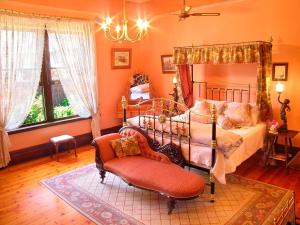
0, 13, 45, 167
47, 20, 100, 137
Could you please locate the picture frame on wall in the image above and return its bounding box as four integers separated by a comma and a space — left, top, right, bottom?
161, 54, 176, 73
272, 63, 288, 81
111, 48, 132, 69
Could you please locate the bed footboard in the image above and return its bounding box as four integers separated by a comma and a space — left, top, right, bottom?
121, 96, 217, 200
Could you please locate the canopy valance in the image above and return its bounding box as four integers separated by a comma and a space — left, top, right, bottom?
173, 41, 273, 120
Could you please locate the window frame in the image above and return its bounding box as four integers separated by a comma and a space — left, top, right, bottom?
21, 30, 77, 128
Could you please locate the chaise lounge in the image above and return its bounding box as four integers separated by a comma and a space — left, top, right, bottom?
92, 126, 205, 214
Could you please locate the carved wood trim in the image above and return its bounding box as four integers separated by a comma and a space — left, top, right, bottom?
119, 126, 185, 167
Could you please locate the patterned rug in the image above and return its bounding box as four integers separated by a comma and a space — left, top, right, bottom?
41, 164, 295, 225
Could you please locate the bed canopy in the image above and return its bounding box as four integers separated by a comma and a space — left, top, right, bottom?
172, 41, 273, 120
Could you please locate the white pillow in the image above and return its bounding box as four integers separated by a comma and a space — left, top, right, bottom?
130, 83, 150, 93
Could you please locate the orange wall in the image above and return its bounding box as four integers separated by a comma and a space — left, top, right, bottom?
137, 0, 300, 146
0, 1, 141, 151
2, 0, 300, 151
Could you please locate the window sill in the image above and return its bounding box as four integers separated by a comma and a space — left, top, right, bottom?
8, 117, 91, 135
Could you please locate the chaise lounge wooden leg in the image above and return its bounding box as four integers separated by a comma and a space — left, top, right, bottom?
167, 198, 176, 214
100, 170, 106, 183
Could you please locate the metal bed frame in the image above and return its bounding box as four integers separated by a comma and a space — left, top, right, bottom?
121, 79, 251, 202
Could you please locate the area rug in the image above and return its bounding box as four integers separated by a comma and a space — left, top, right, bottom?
41, 164, 295, 225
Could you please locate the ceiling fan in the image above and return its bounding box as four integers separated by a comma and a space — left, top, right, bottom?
174, 0, 221, 21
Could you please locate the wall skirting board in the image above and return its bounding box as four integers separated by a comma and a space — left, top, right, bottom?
9, 125, 121, 165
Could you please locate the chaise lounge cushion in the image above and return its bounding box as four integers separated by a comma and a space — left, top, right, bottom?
104, 156, 205, 199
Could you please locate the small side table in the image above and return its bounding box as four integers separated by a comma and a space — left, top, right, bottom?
50, 135, 77, 161
265, 130, 299, 170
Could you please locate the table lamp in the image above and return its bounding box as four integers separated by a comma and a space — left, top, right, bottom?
276, 82, 290, 132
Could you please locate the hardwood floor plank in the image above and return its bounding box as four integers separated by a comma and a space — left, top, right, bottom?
0, 145, 299, 224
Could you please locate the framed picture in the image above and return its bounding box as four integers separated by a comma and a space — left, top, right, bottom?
111, 48, 132, 69
161, 54, 176, 73
272, 63, 288, 81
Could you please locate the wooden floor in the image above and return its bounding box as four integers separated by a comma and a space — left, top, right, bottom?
0, 146, 299, 225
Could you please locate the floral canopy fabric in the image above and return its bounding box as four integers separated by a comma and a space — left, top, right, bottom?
173, 41, 273, 121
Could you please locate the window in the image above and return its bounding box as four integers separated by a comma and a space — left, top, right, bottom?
23, 31, 75, 126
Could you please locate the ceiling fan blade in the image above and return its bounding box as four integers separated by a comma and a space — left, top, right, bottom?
190, 12, 221, 16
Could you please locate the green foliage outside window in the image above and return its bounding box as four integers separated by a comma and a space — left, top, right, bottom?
23, 94, 45, 125
54, 98, 75, 119
23, 95, 75, 125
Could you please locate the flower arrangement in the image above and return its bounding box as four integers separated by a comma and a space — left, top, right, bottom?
268, 119, 279, 134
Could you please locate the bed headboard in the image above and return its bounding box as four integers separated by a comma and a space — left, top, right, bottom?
193, 81, 252, 103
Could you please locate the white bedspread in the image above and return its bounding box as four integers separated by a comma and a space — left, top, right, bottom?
127, 116, 266, 184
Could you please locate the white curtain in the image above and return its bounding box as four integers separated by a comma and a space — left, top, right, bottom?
47, 21, 100, 138
0, 14, 45, 167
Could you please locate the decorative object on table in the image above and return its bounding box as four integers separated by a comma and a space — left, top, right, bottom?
161, 54, 176, 73
129, 73, 150, 101
268, 119, 279, 134
272, 63, 288, 81
42, 164, 295, 225
98, 0, 149, 42
111, 48, 131, 69
275, 82, 290, 132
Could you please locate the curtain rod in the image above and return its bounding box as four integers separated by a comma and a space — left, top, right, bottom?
174, 40, 273, 49
0, 8, 95, 22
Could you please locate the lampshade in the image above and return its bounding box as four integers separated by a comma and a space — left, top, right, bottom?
276, 82, 284, 93
172, 76, 178, 84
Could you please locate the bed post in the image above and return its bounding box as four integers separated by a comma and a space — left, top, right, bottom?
121, 96, 127, 127
210, 104, 217, 203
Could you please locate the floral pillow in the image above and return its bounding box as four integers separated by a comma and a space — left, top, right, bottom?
109, 135, 141, 158
206, 100, 226, 115
224, 102, 252, 127
187, 100, 211, 124
217, 115, 235, 129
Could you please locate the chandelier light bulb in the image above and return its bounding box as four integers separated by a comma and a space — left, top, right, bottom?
101, 22, 108, 30
143, 20, 149, 30
105, 17, 112, 25
115, 24, 121, 33
137, 18, 144, 29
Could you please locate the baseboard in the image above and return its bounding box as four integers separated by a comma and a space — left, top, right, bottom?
9, 125, 121, 165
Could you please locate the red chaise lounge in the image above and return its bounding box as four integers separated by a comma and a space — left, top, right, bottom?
92, 126, 205, 214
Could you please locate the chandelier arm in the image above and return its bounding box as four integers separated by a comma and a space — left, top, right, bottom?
104, 28, 125, 41
100, 0, 149, 42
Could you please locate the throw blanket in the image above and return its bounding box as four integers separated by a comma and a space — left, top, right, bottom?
127, 115, 243, 158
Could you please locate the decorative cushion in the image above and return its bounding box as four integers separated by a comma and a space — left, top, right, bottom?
109, 135, 141, 158
206, 100, 226, 115
109, 139, 126, 158
121, 135, 141, 156
217, 115, 235, 129
224, 102, 252, 127
187, 100, 211, 124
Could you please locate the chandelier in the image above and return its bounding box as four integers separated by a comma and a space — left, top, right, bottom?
100, 0, 150, 42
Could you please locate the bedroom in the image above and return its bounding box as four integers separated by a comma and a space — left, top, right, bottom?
0, 0, 300, 224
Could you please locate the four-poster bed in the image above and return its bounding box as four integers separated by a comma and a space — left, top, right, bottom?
120, 41, 273, 201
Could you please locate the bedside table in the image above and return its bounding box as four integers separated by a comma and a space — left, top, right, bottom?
265, 130, 299, 170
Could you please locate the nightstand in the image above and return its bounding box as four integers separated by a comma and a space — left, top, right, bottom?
265, 130, 299, 170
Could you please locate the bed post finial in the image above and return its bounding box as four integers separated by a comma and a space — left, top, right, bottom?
121, 96, 127, 127
210, 104, 217, 123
